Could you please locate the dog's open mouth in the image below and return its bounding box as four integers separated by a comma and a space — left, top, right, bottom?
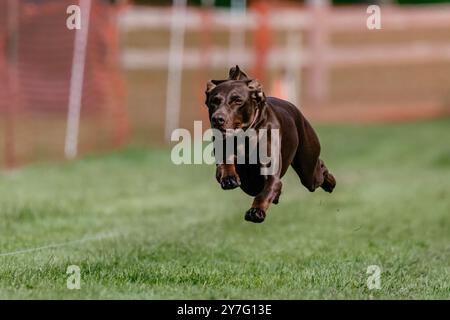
211, 123, 244, 138
212, 125, 230, 133
222, 129, 235, 138
212, 127, 235, 138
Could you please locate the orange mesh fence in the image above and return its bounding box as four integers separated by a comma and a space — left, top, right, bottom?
0, 0, 129, 169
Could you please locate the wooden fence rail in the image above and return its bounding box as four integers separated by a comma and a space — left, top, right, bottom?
119, 4, 450, 104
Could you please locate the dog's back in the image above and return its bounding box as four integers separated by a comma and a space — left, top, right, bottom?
266, 96, 308, 134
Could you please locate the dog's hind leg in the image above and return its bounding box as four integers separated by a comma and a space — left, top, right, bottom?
291, 117, 336, 193
291, 153, 335, 193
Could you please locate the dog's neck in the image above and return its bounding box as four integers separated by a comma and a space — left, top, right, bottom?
247, 101, 269, 130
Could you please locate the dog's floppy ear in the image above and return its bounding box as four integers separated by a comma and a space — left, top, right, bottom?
206, 80, 216, 94
247, 79, 266, 104
205, 80, 226, 94
228, 65, 249, 80
205, 80, 227, 104
205, 81, 216, 105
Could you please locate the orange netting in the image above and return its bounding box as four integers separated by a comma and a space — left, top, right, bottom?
0, 0, 129, 169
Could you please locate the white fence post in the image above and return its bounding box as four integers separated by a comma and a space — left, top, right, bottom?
306, 0, 330, 104
164, 0, 187, 142
65, 0, 92, 159
229, 0, 247, 67
286, 31, 302, 106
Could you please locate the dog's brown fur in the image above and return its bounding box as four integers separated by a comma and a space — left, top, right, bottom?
205, 66, 336, 223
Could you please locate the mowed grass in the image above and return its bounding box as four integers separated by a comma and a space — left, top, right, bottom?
0, 120, 449, 299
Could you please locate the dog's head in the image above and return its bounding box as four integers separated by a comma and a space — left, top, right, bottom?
205, 66, 265, 133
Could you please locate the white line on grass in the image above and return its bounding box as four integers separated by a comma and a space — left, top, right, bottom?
0, 232, 118, 258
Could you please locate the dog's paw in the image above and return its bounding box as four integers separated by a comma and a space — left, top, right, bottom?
321, 173, 336, 193
244, 207, 266, 223
220, 175, 241, 190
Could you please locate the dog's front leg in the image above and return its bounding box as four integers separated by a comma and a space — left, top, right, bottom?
216, 164, 241, 190
245, 130, 282, 223
245, 175, 282, 223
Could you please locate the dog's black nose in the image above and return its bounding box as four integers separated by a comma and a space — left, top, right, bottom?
212, 114, 225, 127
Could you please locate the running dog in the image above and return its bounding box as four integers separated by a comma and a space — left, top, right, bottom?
205, 66, 336, 223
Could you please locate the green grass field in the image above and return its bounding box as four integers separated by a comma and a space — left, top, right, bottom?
0, 119, 449, 299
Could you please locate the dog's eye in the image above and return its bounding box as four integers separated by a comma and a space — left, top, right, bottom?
231, 97, 244, 105
210, 96, 222, 107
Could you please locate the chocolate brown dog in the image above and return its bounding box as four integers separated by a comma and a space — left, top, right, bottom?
205, 66, 336, 223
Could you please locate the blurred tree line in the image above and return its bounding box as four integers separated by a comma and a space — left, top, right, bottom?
134, 0, 450, 5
